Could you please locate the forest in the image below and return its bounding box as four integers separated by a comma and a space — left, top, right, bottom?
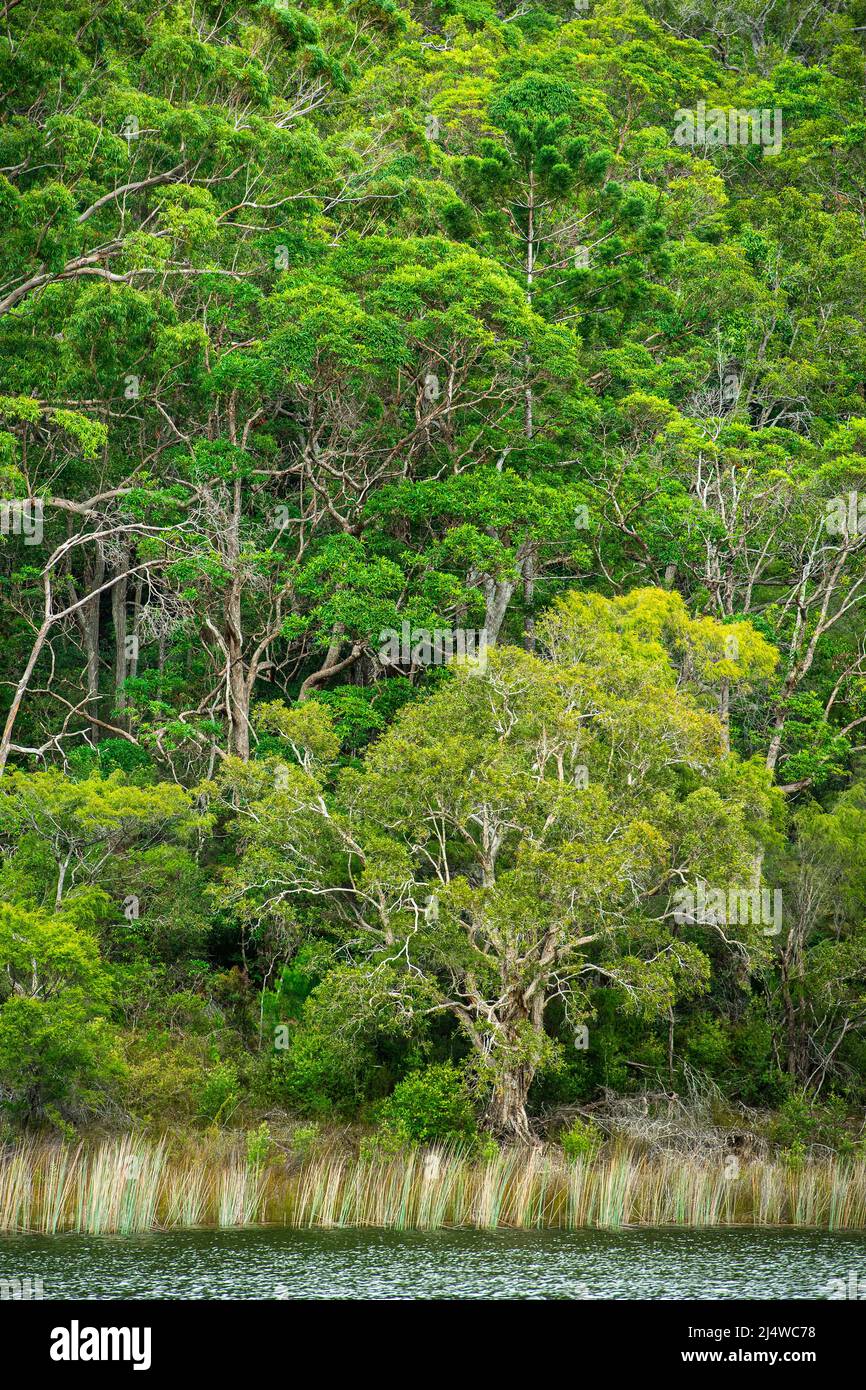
1, 0, 866, 1173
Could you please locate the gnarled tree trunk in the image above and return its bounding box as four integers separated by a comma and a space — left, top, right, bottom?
484, 1063, 537, 1144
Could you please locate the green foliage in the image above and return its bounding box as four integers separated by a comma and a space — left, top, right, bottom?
196, 1060, 240, 1126
289, 1123, 321, 1162
377, 1064, 478, 1147
769, 1094, 856, 1156
560, 1117, 604, 1163
0, 0, 865, 1154
0, 901, 120, 1122
246, 1121, 273, 1171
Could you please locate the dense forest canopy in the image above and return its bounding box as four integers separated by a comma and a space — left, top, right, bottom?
1, 0, 866, 1148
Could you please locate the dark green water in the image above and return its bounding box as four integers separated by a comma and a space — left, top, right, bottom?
2, 1226, 866, 1299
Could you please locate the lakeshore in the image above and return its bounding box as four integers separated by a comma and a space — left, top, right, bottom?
4, 1138, 866, 1236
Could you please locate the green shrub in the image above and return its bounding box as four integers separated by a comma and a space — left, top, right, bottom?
246, 1121, 272, 1170
196, 1060, 239, 1125
781, 1139, 807, 1172
290, 1123, 320, 1161
359, 1128, 406, 1162
560, 1116, 603, 1162
0, 902, 122, 1124
121, 1032, 209, 1125
378, 1063, 477, 1146
769, 1093, 854, 1155
270, 1029, 372, 1116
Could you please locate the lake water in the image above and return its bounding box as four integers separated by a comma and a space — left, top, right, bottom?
2, 1226, 865, 1299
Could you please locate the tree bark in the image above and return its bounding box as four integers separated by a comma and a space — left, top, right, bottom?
71, 542, 104, 743
522, 548, 536, 654
482, 577, 515, 646
298, 630, 363, 700
484, 1063, 537, 1144
112, 549, 128, 729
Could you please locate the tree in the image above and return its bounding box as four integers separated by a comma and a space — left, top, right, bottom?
772, 785, 866, 1088
216, 587, 780, 1139
0, 768, 199, 909
0, 899, 120, 1122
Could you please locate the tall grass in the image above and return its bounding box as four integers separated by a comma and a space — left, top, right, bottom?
3, 1139, 866, 1234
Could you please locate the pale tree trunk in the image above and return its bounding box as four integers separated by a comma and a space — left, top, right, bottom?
523, 550, 536, 654
225, 572, 250, 759
484, 1064, 537, 1143
0, 545, 159, 775
522, 171, 536, 654
221, 401, 253, 760
221, 466, 252, 759
87, 544, 104, 742
780, 950, 807, 1082
779, 887, 811, 1082
480, 992, 547, 1145
55, 853, 71, 910
0, 617, 52, 773
112, 549, 128, 729
765, 543, 855, 776
482, 578, 515, 646
72, 543, 104, 743
129, 576, 142, 679
766, 665, 801, 775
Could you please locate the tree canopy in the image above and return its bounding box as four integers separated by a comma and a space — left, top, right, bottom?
1, 0, 866, 1144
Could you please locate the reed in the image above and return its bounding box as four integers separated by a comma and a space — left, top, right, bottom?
3, 1139, 866, 1234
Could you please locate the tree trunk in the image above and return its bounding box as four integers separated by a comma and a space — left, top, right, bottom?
72, 543, 104, 743
780, 914, 808, 1081
223, 469, 251, 759
484, 1064, 537, 1144
780, 967, 807, 1081
482, 577, 515, 646
129, 576, 142, 679
225, 575, 250, 759
112, 551, 128, 729
522, 548, 536, 654
298, 624, 363, 700
522, 172, 535, 653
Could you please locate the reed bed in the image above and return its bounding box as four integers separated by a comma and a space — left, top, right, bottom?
3, 1139, 866, 1234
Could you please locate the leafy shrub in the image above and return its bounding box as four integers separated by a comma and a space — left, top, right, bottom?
0, 902, 122, 1123
290, 1123, 320, 1161
121, 1034, 206, 1124
246, 1121, 272, 1170
359, 1128, 406, 1162
475, 1135, 500, 1163
769, 1093, 854, 1155
781, 1139, 807, 1172
267, 964, 421, 1116
270, 1029, 372, 1116
378, 1063, 477, 1146
196, 1060, 239, 1125
560, 1116, 603, 1162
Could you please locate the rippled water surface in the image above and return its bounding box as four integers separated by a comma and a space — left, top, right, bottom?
3, 1226, 866, 1299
